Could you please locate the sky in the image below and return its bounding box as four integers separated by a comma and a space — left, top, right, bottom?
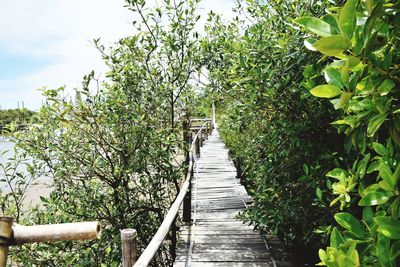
0, 0, 236, 110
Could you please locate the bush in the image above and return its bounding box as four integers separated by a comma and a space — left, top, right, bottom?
297, 0, 400, 265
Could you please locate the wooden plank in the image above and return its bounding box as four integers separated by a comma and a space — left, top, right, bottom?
174, 262, 274, 267
173, 130, 276, 266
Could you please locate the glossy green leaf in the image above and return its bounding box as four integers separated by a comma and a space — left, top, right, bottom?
313, 35, 352, 56
362, 206, 373, 227
367, 160, 380, 174
367, 113, 387, 137
335, 212, 368, 238
374, 217, 400, 239
324, 67, 344, 88
377, 234, 392, 266
339, 0, 358, 39
379, 162, 394, 189
310, 85, 342, 98
392, 164, 400, 185
339, 92, 353, 107
326, 168, 347, 179
372, 142, 387, 156
359, 189, 392, 206
378, 79, 395, 96
341, 61, 350, 88
330, 227, 344, 248
294, 17, 334, 37
304, 38, 317, 51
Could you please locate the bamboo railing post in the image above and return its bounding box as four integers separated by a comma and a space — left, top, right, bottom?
0, 217, 12, 267
212, 102, 216, 129
183, 156, 192, 224
121, 229, 137, 267
182, 120, 190, 172
195, 134, 200, 159
199, 131, 203, 147
204, 123, 209, 141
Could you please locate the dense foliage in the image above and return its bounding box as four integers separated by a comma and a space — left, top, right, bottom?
1, 0, 201, 266
200, 0, 344, 263
0, 108, 35, 132
296, 0, 400, 265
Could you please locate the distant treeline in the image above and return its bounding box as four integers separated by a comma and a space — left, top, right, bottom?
0, 108, 36, 130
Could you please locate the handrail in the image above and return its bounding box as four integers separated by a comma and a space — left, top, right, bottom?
128, 119, 212, 267
0, 218, 101, 267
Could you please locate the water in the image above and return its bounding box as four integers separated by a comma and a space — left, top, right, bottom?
0, 137, 52, 205
0, 137, 19, 191
0, 137, 15, 163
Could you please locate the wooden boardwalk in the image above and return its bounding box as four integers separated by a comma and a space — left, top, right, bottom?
174, 130, 277, 267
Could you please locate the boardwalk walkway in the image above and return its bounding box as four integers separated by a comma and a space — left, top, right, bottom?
174, 130, 277, 267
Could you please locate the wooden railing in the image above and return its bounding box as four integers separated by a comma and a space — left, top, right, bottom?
0, 217, 101, 267
121, 118, 213, 267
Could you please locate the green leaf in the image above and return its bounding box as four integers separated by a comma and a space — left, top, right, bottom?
367, 160, 380, 174
363, 206, 373, 227
392, 164, 400, 185
372, 142, 387, 156
374, 217, 400, 239
377, 234, 392, 266
359, 189, 393, 206
294, 17, 334, 37
367, 113, 387, 137
345, 56, 361, 68
331, 227, 344, 248
326, 168, 347, 179
378, 79, 395, 96
304, 38, 317, 51
339, 0, 358, 39
339, 92, 353, 107
313, 35, 352, 56
316, 187, 323, 201
379, 162, 394, 189
341, 61, 350, 87
335, 212, 368, 238
311, 85, 342, 98
324, 67, 344, 88
390, 241, 400, 260
318, 249, 328, 264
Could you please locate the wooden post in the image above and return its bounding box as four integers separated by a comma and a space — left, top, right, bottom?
182, 120, 189, 171
199, 130, 204, 147
195, 134, 200, 158
235, 157, 245, 185
188, 132, 193, 146
121, 229, 137, 267
236, 158, 241, 179
204, 124, 209, 141
0, 217, 12, 267
183, 160, 194, 223
170, 216, 177, 261
212, 101, 216, 129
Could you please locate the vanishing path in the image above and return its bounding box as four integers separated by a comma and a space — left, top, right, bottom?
174, 130, 277, 267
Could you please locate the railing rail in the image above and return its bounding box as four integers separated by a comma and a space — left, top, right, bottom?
0, 218, 101, 267
122, 118, 213, 267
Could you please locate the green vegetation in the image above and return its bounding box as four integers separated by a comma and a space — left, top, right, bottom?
201, 1, 342, 263
297, 1, 400, 265
0, 108, 35, 133
2, 0, 201, 265
1, 0, 399, 266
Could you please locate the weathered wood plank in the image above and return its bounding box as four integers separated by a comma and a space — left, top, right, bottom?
174, 130, 277, 266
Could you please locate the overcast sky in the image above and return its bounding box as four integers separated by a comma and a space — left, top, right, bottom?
0, 0, 235, 110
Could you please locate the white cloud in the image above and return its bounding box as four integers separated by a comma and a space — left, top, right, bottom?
0, 0, 235, 109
